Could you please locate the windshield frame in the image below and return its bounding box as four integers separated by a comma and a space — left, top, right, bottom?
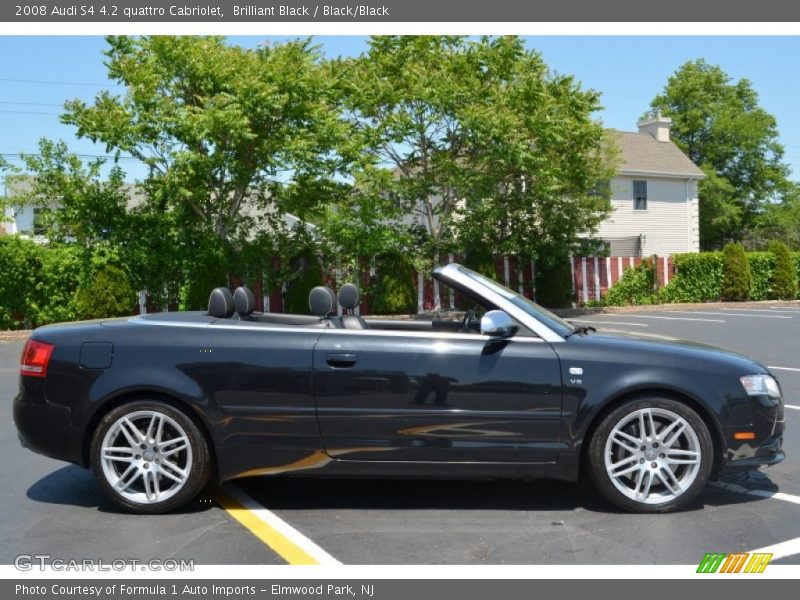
433, 263, 569, 342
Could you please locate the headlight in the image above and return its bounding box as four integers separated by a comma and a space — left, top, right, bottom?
740, 374, 781, 398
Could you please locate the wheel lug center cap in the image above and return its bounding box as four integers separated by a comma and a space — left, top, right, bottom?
143, 450, 155, 462
644, 448, 658, 461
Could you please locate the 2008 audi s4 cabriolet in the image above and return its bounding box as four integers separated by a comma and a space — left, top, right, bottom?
14, 263, 785, 514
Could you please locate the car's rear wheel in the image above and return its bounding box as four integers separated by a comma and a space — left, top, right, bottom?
587, 397, 713, 513
90, 400, 210, 514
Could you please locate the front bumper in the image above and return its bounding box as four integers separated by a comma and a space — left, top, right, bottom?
722, 396, 785, 472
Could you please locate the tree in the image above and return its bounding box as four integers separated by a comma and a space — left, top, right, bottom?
720, 242, 752, 301
13, 139, 129, 248
334, 36, 614, 297
768, 240, 798, 300
62, 36, 344, 249
74, 265, 135, 319
650, 59, 792, 249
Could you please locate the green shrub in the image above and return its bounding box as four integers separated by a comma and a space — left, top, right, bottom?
74, 265, 134, 320
535, 254, 574, 308
371, 253, 417, 315
31, 244, 83, 325
0, 237, 40, 329
747, 252, 774, 301
721, 242, 752, 301
179, 246, 228, 311
768, 241, 799, 300
283, 248, 324, 314
462, 245, 498, 279
661, 252, 723, 303
603, 259, 657, 306
0, 238, 84, 328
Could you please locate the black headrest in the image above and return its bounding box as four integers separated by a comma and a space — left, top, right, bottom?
338, 283, 360, 310
208, 287, 234, 318
233, 286, 256, 316
309, 286, 336, 317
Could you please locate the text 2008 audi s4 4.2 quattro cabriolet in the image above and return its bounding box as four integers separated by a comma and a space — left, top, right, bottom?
14, 263, 785, 514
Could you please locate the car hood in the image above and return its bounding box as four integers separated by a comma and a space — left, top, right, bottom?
573, 329, 771, 375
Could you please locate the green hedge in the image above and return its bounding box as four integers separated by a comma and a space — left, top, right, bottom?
605, 250, 800, 306
0, 237, 83, 329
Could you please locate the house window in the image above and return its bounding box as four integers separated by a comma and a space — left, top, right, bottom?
32, 207, 50, 235
633, 180, 648, 211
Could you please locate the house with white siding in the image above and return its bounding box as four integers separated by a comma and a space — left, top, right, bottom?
598, 113, 705, 256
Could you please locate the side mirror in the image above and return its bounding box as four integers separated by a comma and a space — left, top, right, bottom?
480, 310, 517, 339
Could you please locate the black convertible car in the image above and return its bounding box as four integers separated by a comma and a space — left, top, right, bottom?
14, 263, 785, 513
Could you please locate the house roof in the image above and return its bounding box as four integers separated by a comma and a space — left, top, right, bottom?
611, 130, 706, 179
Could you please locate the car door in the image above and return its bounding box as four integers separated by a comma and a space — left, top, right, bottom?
182, 321, 325, 477
313, 328, 563, 463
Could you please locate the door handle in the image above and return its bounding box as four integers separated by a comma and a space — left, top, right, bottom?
325, 352, 357, 367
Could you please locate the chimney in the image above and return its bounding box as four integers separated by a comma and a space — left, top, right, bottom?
637, 109, 672, 142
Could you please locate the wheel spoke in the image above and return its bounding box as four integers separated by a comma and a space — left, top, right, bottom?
612, 463, 641, 478
610, 432, 639, 454
118, 417, 144, 447
145, 414, 161, 444
657, 466, 682, 494
159, 435, 189, 452
637, 471, 654, 500
662, 422, 687, 448
645, 410, 657, 439
160, 459, 187, 484
667, 449, 700, 465
115, 464, 140, 491
102, 447, 135, 463
161, 442, 189, 457
143, 470, 160, 502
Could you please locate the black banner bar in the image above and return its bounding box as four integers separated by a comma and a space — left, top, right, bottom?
3, 0, 800, 23
4, 579, 800, 600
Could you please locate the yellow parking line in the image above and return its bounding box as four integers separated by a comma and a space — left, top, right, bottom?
213, 485, 338, 565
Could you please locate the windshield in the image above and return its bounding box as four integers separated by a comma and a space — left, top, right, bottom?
455, 265, 575, 337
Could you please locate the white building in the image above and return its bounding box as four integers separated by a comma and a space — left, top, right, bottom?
598, 114, 706, 256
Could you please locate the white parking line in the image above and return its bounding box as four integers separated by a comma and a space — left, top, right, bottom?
710, 481, 800, 506
749, 537, 800, 561
784, 405, 800, 410
571, 320, 649, 327
604, 314, 725, 323
667, 310, 791, 319
721, 308, 800, 314
769, 366, 800, 373
216, 483, 341, 565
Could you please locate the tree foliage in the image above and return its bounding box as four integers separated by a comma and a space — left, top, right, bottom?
370, 253, 418, 315
721, 242, 752, 301
62, 36, 344, 246
650, 59, 793, 249
333, 35, 615, 273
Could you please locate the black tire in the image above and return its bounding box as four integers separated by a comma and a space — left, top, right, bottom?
90, 400, 211, 514
587, 397, 713, 513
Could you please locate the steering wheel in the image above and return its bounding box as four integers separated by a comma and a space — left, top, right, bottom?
460, 308, 478, 334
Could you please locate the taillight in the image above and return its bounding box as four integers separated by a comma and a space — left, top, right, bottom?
20, 339, 54, 378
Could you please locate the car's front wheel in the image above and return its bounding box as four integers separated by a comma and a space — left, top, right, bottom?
587, 397, 714, 513
90, 400, 211, 514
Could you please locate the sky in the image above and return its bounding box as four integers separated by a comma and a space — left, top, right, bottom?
2, 35, 800, 186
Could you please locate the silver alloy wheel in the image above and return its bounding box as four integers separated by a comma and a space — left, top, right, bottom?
603, 407, 702, 505
100, 410, 193, 504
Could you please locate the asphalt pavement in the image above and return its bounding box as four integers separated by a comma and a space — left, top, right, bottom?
2, 306, 799, 565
